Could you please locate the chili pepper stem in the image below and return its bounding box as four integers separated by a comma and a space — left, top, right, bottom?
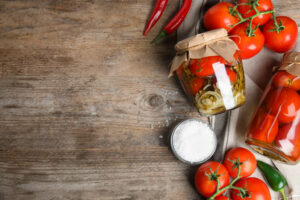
151, 30, 167, 44
279, 188, 287, 200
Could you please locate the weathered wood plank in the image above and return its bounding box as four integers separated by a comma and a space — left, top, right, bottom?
0, 0, 299, 199
0, 0, 202, 200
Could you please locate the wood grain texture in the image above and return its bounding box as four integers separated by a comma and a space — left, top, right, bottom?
0, 0, 299, 200
0, 0, 202, 200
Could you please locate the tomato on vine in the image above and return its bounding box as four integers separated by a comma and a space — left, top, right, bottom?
195, 161, 230, 198
223, 147, 257, 179
229, 22, 264, 59
215, 196, 232, 200
263, 16, 298, 53
237, 0, 273, 25
231, 177, 271, 200
204, 2, 239, 32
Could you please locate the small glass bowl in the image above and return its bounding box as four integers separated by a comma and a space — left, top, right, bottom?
170, 118, 217, 165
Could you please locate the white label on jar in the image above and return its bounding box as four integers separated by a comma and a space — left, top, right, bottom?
213, 62, 235, 109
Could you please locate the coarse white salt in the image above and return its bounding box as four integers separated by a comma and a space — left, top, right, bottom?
171, 119, 217, 164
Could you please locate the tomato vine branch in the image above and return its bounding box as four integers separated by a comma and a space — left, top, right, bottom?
208, 161, 247, 200
229, 0, 277, 37
230, 9, 274, 31
269, 12, 285, 33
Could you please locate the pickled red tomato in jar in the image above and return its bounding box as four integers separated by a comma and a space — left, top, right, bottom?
246, 52, 300, 164
176, 52, 245, 115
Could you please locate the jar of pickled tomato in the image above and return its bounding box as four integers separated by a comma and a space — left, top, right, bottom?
246, 52, 300, 164
169, 29, 245, 115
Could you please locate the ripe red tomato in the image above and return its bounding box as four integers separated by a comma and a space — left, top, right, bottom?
263, 16, 298, 53
204, 2, 239, 32
248, 108, 279, 143
276, 123, 300, 160
189, 56, 228, 77
176, 65, 184, 79
195, 161, 230, 198
215, 196, 232, 200
213, 68, 237, 84
231, 177, 271, 200
237, 0, 273, 25
176, 65, 190, 92
272, 71, 300, 90
266, 88, 300, 123
230, 23, 264, 59
191, 77, 205, 95
226, 68, 237, 82
223, 147, 256, 179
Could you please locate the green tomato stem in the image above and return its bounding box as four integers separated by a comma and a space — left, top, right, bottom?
253, 3, 260, 14
247, 17, 254, 37
208, 163, 245, 200
230, 9, 273, 34
216, 176, 221, 193
271, 12, 282, 33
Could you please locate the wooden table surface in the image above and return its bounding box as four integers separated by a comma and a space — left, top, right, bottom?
1, 1, 299, 200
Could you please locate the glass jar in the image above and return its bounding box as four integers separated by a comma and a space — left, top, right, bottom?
170, 29, 246, 115
246, 52, 300, 164
176, 53, 245, 115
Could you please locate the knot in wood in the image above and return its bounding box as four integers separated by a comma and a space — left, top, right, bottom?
148, 94, 164, 108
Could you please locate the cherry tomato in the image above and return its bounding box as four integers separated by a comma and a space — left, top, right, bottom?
223, 147, 256, 179
272, 71, 300, 90
276, 123, 300, 160
230, 23, 264, 59
204, 2, 239, 32
237, 0, 273, 25
215, 196, 232, 200
231, 177, 271, 200
195, 161, 230, 198
189, 56, 228, 77
248, 108, 279, 143
191, 77, 205, 95
266, 88, 300, 123
263, 16, 298, 53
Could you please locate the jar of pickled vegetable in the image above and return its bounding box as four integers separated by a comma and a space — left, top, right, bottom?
169, 29, 245, 115
246, 52, 300, 164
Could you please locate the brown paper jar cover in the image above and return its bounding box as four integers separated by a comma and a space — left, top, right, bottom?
169, 28, 239, 77
279, 51, 300, 76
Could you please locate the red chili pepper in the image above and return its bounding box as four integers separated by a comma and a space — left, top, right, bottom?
144, 0, 168, 36
151, 0, 192, 43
